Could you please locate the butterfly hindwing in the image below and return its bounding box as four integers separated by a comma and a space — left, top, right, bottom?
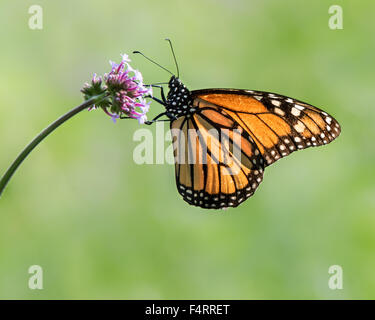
170, 107, 265, 209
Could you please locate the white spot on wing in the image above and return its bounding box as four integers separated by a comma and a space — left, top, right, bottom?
274, 107, 285, 116
294, 122, 305, 133
294, 104, 305, 110
272, 100, 281, 107
291, 107, 301, 117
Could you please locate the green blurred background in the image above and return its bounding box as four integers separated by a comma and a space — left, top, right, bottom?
0, 0, 374, 299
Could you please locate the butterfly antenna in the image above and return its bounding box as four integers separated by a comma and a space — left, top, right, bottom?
133, 51, 174, 76
165, 38, 179, 78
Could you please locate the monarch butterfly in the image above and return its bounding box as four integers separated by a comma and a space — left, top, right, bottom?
136, 40, 341, 209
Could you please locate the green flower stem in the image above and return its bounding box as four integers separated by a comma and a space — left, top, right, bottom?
0, 93, 107, 198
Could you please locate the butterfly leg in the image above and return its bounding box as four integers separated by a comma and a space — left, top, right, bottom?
119, 112, 174, 124
144, 112, 177, 125
142, 84, 177, 124
145, 95, 166, 107
145, 84, 167, 105
151, 85, 167, 103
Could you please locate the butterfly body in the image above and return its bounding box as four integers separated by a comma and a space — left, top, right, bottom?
165, 76, 194, 119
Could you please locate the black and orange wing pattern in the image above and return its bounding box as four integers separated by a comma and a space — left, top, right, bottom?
170, 106, 265, 209
170, 88, 341, 209
192, 89, 341, 167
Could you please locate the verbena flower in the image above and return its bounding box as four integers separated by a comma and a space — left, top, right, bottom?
81, 54, 152, 124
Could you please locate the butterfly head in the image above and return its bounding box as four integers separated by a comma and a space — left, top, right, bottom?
168, 75, 185, 90
165, 76, 192, 119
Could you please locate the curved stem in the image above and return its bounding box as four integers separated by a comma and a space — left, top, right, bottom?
0, 94, 106, 198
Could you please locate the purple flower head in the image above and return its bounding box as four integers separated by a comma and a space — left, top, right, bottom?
81, 54, 152, 124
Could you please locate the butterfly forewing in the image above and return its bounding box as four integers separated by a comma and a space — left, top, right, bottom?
192, 89, 341, 167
